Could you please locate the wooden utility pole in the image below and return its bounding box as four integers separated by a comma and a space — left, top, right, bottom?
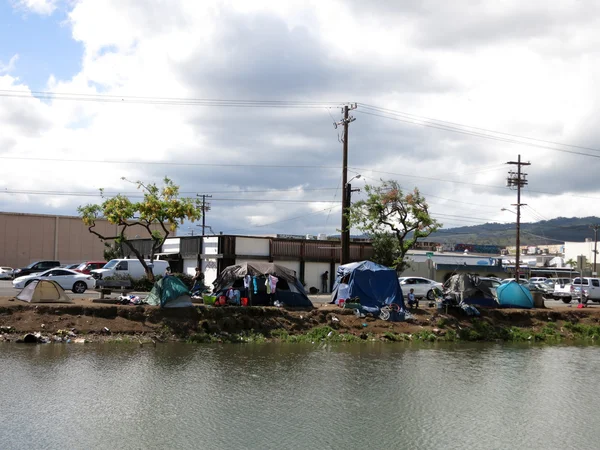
506, 155, 531, 281
337, 104, 356, 265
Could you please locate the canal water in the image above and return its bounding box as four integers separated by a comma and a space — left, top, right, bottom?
0, 342, 598, 450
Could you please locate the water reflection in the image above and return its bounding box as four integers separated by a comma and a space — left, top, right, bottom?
1, 343, 599, 449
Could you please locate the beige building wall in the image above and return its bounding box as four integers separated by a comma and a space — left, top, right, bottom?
0, 212, 167, 268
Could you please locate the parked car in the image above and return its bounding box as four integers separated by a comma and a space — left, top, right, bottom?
74, 261, 107, 275
529, 277, 548, 284
0, 267, 14, 280
12, 268, 95, 293
535, 279, 557, 297
398, 276, 443, 300
500, 278, 528, 285
91, 258, 169, 280
570, 277, 600, 304
476, 277, 502, 297
553, 280, 573, 302
13, 261, 60, 278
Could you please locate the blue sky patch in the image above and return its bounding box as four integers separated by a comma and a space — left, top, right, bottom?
0, 1, 82, 90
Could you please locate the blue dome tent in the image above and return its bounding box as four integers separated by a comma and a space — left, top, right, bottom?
330, 261, 405, 310
496, 281, 534, 309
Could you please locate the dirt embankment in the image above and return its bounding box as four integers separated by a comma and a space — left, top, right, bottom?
3, 297, 600, 344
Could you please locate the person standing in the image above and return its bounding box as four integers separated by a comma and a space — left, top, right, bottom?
321, 271, 329, 294
191, 267, 204, 293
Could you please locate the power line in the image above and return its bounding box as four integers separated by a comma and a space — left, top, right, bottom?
0, 187, 339, 197
0, 190, 341, 204
356, 109, 600, 160
223, 205, 341, 234
0, 89, 344, 108
0, 156, 339, 169
349, 165, 600, 201
358, 103, 600, 155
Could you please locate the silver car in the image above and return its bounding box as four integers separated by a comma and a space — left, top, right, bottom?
0, 267, 13, 280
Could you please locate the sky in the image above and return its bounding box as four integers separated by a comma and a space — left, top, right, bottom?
2, 0, 600, 241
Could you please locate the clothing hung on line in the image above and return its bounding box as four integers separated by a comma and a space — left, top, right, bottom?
265, 275, 278, 294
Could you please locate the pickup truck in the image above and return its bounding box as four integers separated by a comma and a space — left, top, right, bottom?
553, 279, 573, 303
570, 277, 600, 304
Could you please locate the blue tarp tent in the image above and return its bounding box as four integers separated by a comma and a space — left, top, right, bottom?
330, 261, 405, 309
497, 281, 534, 309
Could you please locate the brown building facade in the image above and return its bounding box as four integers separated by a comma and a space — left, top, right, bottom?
0, 212, 162, 268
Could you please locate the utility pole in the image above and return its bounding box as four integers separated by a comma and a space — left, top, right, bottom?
506, 155, 531, 281
346, 183, 360, 212
336, 103, 356, 265
196, 194, 212, 236
591, 224, 600, 275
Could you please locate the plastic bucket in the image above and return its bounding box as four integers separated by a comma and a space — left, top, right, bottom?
241, 297, 248, 306
218, 296, 226, 306
203, 295, 216, 305
338, 299, 345, 308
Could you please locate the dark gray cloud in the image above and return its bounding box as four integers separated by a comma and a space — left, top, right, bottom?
345, 0, 600, 50
178, 10, 458, 99
5, 0, 600, 235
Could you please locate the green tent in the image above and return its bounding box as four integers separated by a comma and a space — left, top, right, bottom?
146, 276, 194, 308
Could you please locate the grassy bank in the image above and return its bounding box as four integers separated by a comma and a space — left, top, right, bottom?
2, 299, 600, 344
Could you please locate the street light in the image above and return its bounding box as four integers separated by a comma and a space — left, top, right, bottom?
501, 208, 516, 214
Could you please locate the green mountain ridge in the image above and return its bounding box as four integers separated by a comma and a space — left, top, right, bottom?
428, 216, 600, 246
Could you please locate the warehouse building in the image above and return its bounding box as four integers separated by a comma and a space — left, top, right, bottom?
0, 212, 161, 269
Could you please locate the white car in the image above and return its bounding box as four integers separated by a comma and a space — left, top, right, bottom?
501, 278, 528, 285
13, 268, 96, 293
529, 277, 548, 284
398, 277, 443, 300
0, 267, 13, 280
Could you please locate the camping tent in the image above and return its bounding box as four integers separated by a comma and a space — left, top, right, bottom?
146, 276, 194, 308
444, 274, 499, 307
330, 261, 405, 309
213, 262, 313, 308
16, 280, 73, 303
496, 281, 534, 309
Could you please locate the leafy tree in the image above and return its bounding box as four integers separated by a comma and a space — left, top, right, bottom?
348, 180, 441, 271
370, 232, 400, 268
78, 177, 202, 281
103, 242, 124, 261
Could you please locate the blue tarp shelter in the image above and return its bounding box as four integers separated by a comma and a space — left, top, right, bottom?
330, 261, 405, 309
497, 281, 534, 309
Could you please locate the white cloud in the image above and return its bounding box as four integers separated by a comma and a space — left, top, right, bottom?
12, 0, 58, 15
0, 54, 19, 74
2, 0, 600, 237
